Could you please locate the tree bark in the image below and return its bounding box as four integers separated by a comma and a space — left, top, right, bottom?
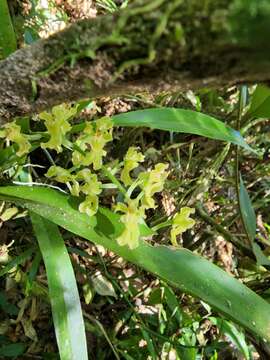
0, 0, 270, 123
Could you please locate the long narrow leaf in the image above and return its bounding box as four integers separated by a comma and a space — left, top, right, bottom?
0, 0, 17, 58
210, 318, 250, 360
31, 213, 88, 360
239, 175, 256, 242
1, 186, 270, 342
112, 108, 254, 152
239, 175, 270, 266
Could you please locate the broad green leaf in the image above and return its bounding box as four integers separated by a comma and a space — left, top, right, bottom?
248, 85, 270, 118
0, 0, 17, 58
210, 318, 250, 360
31, 213, 88, 360
1, 186, 270, 342
112, 108, 254, 153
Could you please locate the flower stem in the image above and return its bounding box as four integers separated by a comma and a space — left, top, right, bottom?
152, 220, 173, 232
101, 165, 126, 195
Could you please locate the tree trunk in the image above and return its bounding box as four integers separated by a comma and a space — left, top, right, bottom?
0, 0, 270, 123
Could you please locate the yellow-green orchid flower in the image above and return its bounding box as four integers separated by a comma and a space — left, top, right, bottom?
45, 165, 80, 196
39, 103, 77, 153
139, 163, 169, 209
79, 193, 100, 217
46, 166, 102, 216
115, 199, 145, 250
72, 117, 113, 170
0, 122, 31, 157
121, 147, 145, 186
170, 207, 195, 246
75, 169, 102, 216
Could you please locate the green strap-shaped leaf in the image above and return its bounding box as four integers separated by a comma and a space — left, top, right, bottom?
31, 213, 88, 360
239, 175, 270, 266
239, 175, 257, 242
0, 0, 17, 58
112, 108, 254, 152
1, 185, 270, 342
248, 84, 270, 118
210, 317, 250, 360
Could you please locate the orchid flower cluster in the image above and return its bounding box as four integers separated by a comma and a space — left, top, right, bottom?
116, 148, 195, 249
116, 150, 169, 249
72, 117, 113, 170
46, 166, 102, 217
0, 103, 195, 250
42, 107, 113, 217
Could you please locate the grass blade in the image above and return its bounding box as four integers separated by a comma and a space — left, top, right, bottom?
0, 0, 17, 58
30, 212, 88, 360
112, 108, 254, 153
239, 175, 256, 242
1, 185, 270, 342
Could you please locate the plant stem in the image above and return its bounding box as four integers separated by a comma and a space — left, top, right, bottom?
126, 178, 142, 199
152, 220, 173, 232
101, 165, 126, 195
235, 86, 253, 248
